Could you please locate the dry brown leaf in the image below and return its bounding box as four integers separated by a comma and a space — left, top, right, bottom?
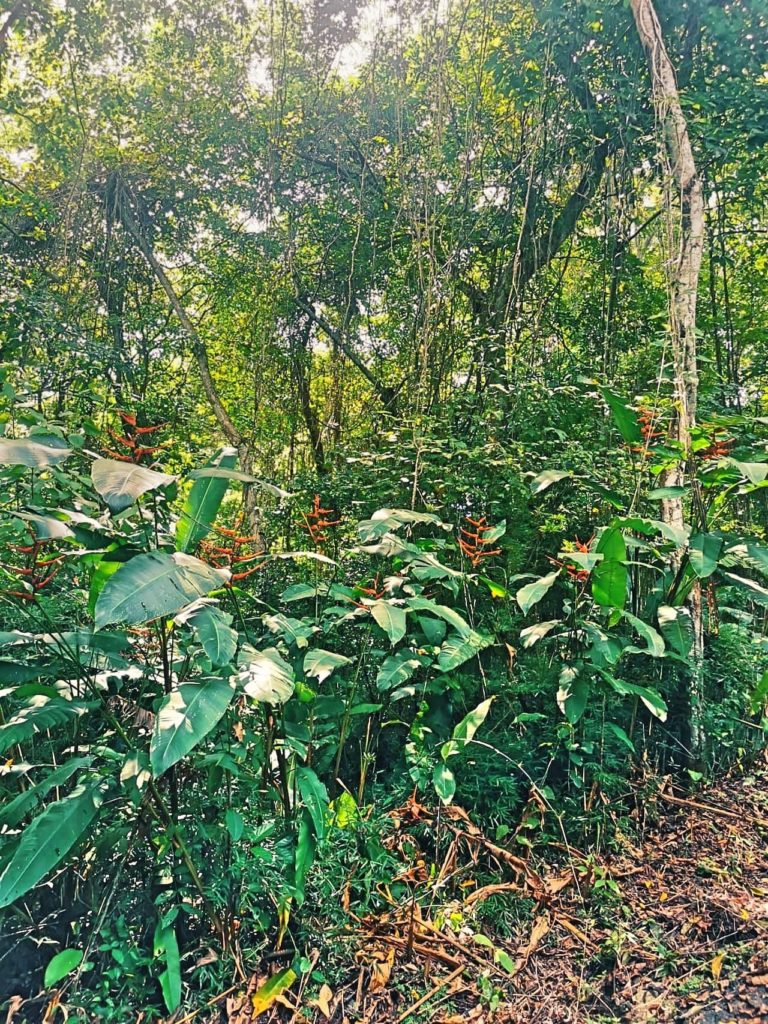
315, 984, 334, 1018
5, 996, 24, 1024
521, 913, 550, 959
711, 952, 725, 981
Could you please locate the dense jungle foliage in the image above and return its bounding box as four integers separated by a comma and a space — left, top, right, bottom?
1, 0, 768, 1019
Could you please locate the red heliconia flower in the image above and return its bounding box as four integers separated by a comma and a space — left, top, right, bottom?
548, 535, 595, 584
199, 514, 266, 582
302, 495, 340, 549
459, 515, 501, 568
104, 412, 167, 465
2, 533, 64, 601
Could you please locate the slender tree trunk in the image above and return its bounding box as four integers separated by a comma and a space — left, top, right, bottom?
115, 185, 266, 546
630, 0, 705, 759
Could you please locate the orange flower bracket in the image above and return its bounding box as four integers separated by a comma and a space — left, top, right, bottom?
459, 516, 501, 568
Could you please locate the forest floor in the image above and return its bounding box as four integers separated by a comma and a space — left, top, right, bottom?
220, 758, 768, 1024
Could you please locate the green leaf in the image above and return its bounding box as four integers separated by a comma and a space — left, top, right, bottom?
591, 559, 627, 609
648, 486, 688, 499
369, 601, 407, 644
150, 677, 235, 777
44, 949, 83, 988
749, 670, 768, 715
689, 532, 723, 579
95, 551, 228, 628
356, 508, 447, 541
622, 612, 665, 658
442, 696, 494, 759
520, 620, 561, 648
0, 781, 105, 908
530, 469, 572, 495
516, 570, 560, 614
377, 650, 423, 691
436, 630, 492, 672
177, 602, 237, 667
251, 968, 298, 1015
0, 699, 88, 755
0, 437, 72, 468
225, 808, 244, 841
657, 605, 693, 657
10, 511, 75, 540
188, 467, 291, 499
433, 762, 456, 805
722, 572, 768, 606
296, 767, 329, 839
604, 722, 635, 753
0, 757, 93, 828
727, 459, 768, 485
303, 649, 352, 683
599, 387, 641, 443
154, 924, 181, 1014
595, 526, 626, 562
234, 647, 295, 703
556, 665, 588, 723
406, 597, 471, 638
91, 459, 176, 514
618, 516, 689, 548
604, 675, 667, 721
176, 447, 237, 553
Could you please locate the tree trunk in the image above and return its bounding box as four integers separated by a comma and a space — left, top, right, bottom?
630, 0, 705, 759
114, 183, 265, 547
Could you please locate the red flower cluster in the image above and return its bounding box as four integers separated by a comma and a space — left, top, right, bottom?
105, 411, 166, 464
548, 536, 594, 584
700, 428, 735, 462
629, 406, 664, 457
200, 516, 264, 582
302, 495, 339, 548
2, 535, 63, 601
459, 516, 501, 568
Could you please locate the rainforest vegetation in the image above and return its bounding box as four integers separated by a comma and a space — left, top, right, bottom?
1, 0, 768, 1020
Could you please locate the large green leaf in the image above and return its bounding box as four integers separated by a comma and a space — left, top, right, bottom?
623, 611, 665, 658
0, 757, 93, 828
154, 923, 181, 1014
376, 650, 423, 692
233, 647, 295, 703
369, 601, 407, 644
176, 447, 238, 552
296, 766, 329, 839
95, 551, 228, 628
432, 762, 456, 805
591, 559, 627, 609
406, 597, 471, 639
44, 949, 83, 988
0, 699, 88, 755
604, 675, 667, 721
516, 569, 560, 614
176, 601, 237, 667
657, 605, 693, 658
0, 781, 105, 908
556, 665, 588, 723
0, 438, 72, 468
356, 508, 447, 542
441, 696, 494, 758
91, 459, 176, 514
599, 387, 641, 443
436, 630, 492, 672
530, 469, 573, 495
689, 532, 723, 579
150, 677, 235, 777
303, 649, 352, 683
